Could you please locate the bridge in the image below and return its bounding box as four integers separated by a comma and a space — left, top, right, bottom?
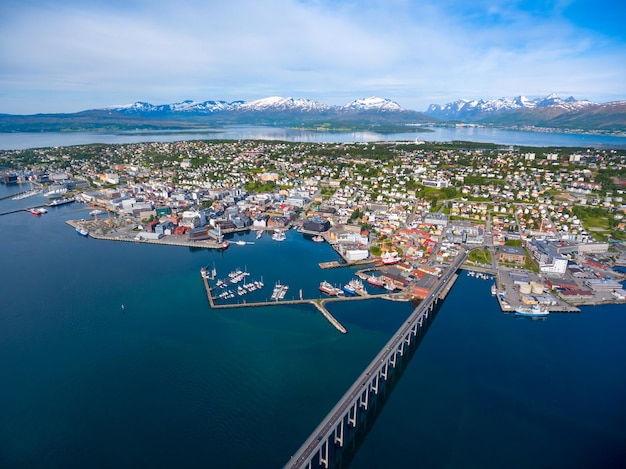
284, 248, 468, 469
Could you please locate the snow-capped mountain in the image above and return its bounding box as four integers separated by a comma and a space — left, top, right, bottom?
426, 93, 596, 120
105, 99, 243, 115
103, 96, 403, 115
342, 97, 404, 112
237, 96, 332, 112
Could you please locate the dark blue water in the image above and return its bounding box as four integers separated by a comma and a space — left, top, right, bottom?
1, 184, 625, 468
1, 125, 625, 150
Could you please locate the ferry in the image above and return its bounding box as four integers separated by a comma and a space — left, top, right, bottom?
76, 227, 89, 237
514, 304, 549, 317
319, 281, 344, 296
48, 197, 75, 207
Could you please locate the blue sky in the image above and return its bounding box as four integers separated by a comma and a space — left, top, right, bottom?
1, 0, 624, 114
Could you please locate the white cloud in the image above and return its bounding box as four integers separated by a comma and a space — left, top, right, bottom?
0, 0, 624, 113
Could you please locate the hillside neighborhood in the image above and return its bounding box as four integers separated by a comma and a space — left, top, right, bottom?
2, 138, 626, 310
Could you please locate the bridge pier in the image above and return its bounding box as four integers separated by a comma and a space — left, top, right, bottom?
334, 419, 344, 447
348, 401, 358, 427
380, 361, 388, 380
360, 387, 369, 411
371, 373, 379, 394
318, 439, 329, 469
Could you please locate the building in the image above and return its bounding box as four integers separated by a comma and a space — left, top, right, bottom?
423, 212, 449, 227
528, 240, 568, 275
303, 216, 331, 233
497, 245, 526, 265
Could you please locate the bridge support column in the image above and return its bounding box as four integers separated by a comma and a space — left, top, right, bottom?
404, 333, 411, 346
411, 323, 418, 337
371, 373, 379, 394
334, 419, 344, 447
318, 438, 329, 469
390, 351, 397, 368
380, 362, 388, 380
398, 339, 405, 357
348, 401, 358, 427
360, 387, 369, 411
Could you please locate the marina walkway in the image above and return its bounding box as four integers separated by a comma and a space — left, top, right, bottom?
201, 274, 408, 334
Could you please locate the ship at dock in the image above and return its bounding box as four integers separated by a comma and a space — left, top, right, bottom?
366, 274, 385, 287
320, 281, 344, 296
343, 279, 367, 296
48, 197, 75, 207
514, 304, 549, 317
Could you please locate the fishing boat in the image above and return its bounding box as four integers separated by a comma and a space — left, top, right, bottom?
319, 281, 344, 296
343, 279, 366, 296
514, 304, 549, 317
366, 274, 385, 287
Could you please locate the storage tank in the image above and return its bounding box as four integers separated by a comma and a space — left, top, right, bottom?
519, 282, 532, 294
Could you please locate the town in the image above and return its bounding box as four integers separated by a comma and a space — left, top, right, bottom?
2, 139, 626, 315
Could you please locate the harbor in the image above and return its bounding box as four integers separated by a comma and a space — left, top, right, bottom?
200, 269, 410, 334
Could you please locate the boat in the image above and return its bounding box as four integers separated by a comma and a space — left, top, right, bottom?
272, 230, 286, 241
221, 241, 230, 249
12, 189, 40, 200
343, 278, 366, 296
312, 235, 324, 243
255, 230, 263, 239
235, 240, 247, 246
271, 281, 288, 300
366, 274, 385, 287
381, 251, 400, 265
319, 281, 344, 296
514, 304, 549, 317
89, 209, 105, 216
48, 197, 75, 207
30, 207, 47, 216
76, 227, 89, 237
491, 283, 497, 296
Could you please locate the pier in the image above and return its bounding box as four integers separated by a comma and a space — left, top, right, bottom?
201, 274, 407, 335
284, 249, 467, 469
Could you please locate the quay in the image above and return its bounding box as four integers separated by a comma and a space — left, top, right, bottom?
284, 249, 468, 469
65, 220, 227, 250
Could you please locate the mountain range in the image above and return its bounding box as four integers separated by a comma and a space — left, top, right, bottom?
0, 94, 624, 134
